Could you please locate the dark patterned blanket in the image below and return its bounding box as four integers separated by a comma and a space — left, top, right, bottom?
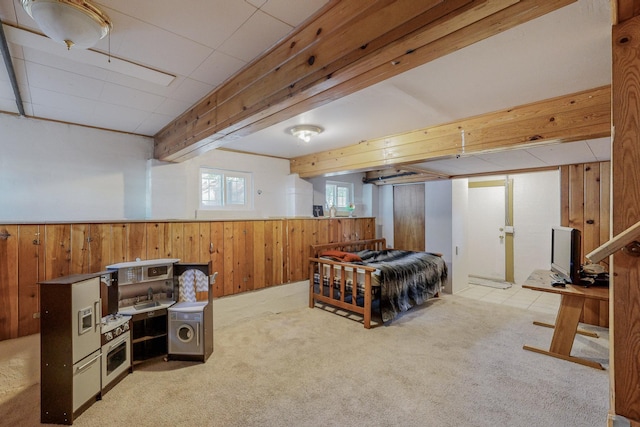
356, 249, 447, 322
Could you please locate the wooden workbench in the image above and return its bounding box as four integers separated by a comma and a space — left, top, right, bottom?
522, 269, 609, 370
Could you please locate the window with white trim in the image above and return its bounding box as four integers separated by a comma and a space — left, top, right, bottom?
200, 168, 252, 209
325, 181, 354, 212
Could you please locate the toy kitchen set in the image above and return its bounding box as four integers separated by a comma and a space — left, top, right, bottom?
38, 258, 215, 425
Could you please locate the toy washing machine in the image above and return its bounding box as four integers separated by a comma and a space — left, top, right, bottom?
167, 264, 215, 362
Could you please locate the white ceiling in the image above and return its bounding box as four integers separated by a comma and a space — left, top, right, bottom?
0, 0, 612, 177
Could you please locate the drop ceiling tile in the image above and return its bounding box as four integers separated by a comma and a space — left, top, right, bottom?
24, 62, 104, 99
99, 82, 165, 112
100, 0, 256, 50
30, 95, 97, 124
21, 46, 109, 80
154, 97, 192, 117
89, 102, 152, 133
134, 113, 175, 136
586, 137, 611, 160
29, 86, 97, 112
0, 96, 19, 114
189, 50, 246, 87
168, 78, 214, 104
217, 10, 292, 62
527, 141, 598, 165
95, 8, 213, 77
476, 150, 547, 170
259, 0, 329, 26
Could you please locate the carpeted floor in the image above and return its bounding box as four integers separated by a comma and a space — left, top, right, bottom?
0, 281, 609, 427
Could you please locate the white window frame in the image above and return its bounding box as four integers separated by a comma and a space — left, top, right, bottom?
200, 167, 253, 210
325, 180, 354, 213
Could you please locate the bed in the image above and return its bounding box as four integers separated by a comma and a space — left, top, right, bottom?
308, 239, 447, 328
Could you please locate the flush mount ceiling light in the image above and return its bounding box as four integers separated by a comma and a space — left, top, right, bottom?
21, 0, 112, 50
288, 125, 323, 143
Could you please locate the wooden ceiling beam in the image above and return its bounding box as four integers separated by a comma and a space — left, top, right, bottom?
613, 0, 640, 24
154, 0, 575, 162
290, 85, 611, 178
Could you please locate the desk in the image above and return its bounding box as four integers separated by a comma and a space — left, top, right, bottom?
522, 269, 609, 370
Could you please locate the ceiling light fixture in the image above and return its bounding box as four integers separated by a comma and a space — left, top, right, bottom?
288, 125, 323, 143
21, 0, 112, 50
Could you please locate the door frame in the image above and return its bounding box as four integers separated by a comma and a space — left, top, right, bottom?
468, 179, 514, 283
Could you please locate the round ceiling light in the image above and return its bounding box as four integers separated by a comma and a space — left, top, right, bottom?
21, 0, 112, 50
287, 125, 323, 143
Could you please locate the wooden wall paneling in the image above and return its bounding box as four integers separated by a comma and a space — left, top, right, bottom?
567, 164, 585, 232
70, 224, 90, 274
245, 222, 254, 291
182, 222, 200, 263
272, 220, 284, 285
328, 218, 341, 243
560, 166, 570, 226
583, 163, 601, 259
315, 219, 329, 246
111, 224, 127, 264
287, 219, 306, 282
210, 222, 225, 297
197, 222, 211, 263
253, 221, 266, 290
170, 222, 185, 261
264, 221, 275, 288
146, 222, 165, 260
232, 221, 247, 294
223, 222, 235, 296
44, 224, 71, 279
581, 163, 603, 327
17, 225, 42, 336
560, 161, 610, 328
126, 222, 147, 262
88, 224, 108, 271
0, 225, 19, 340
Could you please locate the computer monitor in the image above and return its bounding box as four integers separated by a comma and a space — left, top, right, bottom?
550, 226, 581, 284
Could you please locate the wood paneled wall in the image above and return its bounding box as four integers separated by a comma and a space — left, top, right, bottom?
0, 217, 375, 341
560, 161, 610, 327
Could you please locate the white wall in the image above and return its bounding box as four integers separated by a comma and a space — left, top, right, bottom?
151, 149, 293, 219
1, 114, 298, 221
376, 170, 562, 293
512, 170, 560, 283
306, 172, 370, 217
0, 114, 152, 221
451, 179, 469, 294
426, 180, 454, 293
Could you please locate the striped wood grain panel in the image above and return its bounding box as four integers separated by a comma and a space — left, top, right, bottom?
223, 222, 235, 295
0, 225, 19, 340
0, 218, 373, 341
210, 222, 225, 297
44, 224, 71, 279
70, 224, 90, 274
17, 225, 42, 336
560, 162, 610, 327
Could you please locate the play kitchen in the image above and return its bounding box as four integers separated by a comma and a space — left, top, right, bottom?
39, 258, 214, 425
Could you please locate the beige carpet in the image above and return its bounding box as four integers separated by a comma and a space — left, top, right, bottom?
0, 281, 609, 427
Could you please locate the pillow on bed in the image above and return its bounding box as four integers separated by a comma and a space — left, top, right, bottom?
319, 250, 362, 263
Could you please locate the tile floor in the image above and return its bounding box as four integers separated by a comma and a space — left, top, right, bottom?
457, 282, 561, 315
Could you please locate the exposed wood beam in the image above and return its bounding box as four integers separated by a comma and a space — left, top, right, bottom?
154, 0, 575, 162
290, 86, 611, 178
613, 0, 640, 24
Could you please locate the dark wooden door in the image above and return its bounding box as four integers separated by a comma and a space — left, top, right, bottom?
393, 184, 425, 251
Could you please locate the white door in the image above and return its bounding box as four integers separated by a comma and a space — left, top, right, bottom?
468, 185, 506, 281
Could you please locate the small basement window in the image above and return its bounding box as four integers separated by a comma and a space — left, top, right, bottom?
325, 180, 353, 213
200, 168, 252, 210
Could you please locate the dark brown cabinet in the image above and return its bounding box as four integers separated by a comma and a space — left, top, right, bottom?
131, 308, 168, 365
39, 273, 103, 425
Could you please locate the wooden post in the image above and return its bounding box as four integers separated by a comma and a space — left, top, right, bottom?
611, 12, 640, 424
